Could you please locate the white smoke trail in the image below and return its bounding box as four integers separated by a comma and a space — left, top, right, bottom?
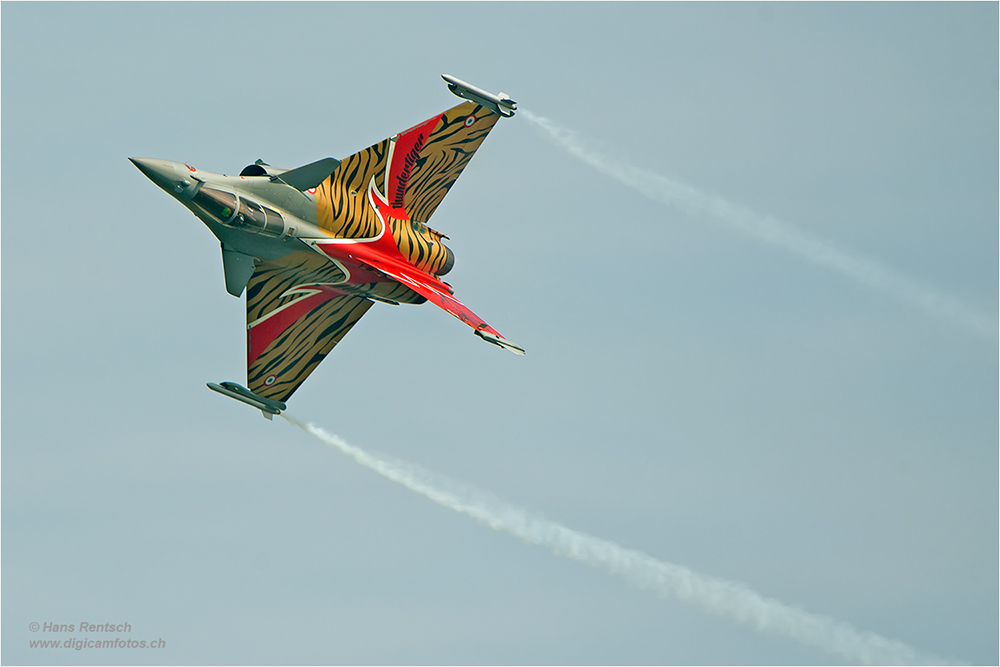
521, 109, 996, 341
283, 413, 949, 665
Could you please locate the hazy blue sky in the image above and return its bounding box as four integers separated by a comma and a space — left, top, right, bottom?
3, 3, 997, 665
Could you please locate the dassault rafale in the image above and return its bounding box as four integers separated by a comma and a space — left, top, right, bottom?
132, 75, 522, 419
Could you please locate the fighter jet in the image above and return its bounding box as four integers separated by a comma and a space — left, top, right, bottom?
133, 76, 522, 419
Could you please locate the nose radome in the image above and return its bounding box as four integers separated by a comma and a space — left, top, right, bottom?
130, 158, 194, 197
130, 157, 175, 184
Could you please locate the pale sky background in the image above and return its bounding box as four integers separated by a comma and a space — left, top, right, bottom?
2, 3, 997, 665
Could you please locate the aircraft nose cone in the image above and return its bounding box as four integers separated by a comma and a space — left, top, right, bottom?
130, 157, 199, 200
129, 157, 179, 190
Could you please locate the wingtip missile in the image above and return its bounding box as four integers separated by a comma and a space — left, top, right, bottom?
207, 382, 286, 419
474, 329, 526, 355
442, 74, 517, 118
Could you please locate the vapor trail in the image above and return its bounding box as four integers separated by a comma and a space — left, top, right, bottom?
521, 110, 996, 341
283, 413, 947, 665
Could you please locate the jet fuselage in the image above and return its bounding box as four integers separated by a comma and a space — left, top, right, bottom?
131, 75, 523, 413
130, 158, 325, 264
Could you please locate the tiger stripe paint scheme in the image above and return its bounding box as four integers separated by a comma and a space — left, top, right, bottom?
388, 216, 454, 277
315, 138, 389, 241
246, 252, 373, 401
132, 76, 522, 411
314, 101, 499, 275
254, 100, 520, 400
248, 292, 372, 401
394, 101, 501, 225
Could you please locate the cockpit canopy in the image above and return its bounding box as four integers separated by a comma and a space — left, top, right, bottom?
191, 187, 286, 238
192, 187, 236, 222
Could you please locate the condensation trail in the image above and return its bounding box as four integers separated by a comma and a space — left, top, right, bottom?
520, 109, 996, 341
283, 413, 949, 665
